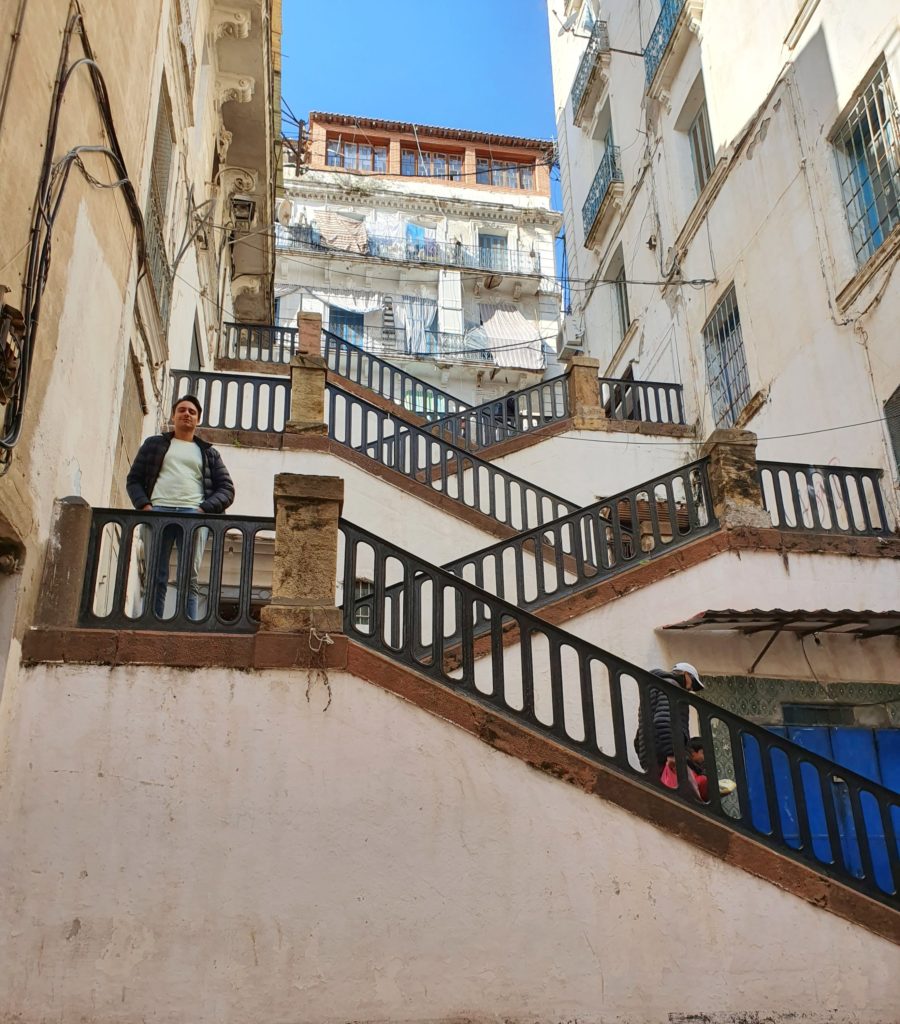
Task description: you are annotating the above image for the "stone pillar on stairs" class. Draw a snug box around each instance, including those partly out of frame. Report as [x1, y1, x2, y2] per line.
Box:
[700, 428, 772, 529]
[286, 311, 327, 435]
[567, 355, 605, 429]
[259, 473, 345, 634]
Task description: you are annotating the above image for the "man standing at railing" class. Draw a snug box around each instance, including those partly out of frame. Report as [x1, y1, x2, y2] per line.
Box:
[126, 394, 234, 619]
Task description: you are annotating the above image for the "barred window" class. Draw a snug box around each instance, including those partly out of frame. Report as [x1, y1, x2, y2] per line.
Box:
[886, 384, 900, 474]
[703, 286, 751, 427]
[832, 61, 900, 265]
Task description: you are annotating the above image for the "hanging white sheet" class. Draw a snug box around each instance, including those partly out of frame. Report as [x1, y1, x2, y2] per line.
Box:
[478, 303, 545, 370]
[315, 210, 368, 253]
[396, 295, 438, 354]
[306, 288, 383, 314]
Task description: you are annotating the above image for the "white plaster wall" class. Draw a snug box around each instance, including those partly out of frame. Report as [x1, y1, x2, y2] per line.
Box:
[0, 661, 898, 1023]
[491, 429, 699, 505]
[221, 443, 500, 564]
[478, 546, 900, 690]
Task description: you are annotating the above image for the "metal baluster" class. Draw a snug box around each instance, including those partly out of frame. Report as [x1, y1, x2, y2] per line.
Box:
[607, 667, 631, 770]
[817, 766, 848, 874]
[846, 783, 877, 883]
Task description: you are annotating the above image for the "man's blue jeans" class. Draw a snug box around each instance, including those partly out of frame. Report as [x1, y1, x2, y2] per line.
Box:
[150, 507, 209, 620]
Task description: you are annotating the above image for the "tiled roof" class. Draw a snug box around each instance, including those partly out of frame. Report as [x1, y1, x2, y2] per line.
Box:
[308, 111, 555, 154]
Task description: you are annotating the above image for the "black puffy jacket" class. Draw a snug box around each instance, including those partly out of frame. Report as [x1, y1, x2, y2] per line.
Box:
[126, 432, 235, 514]
[633, 670, 691, 771]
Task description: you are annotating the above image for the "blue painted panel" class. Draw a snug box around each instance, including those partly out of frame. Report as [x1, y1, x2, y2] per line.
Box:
[786, 727, 835, 866]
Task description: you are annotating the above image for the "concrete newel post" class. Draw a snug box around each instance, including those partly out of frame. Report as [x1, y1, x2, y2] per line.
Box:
[259, 473, 345, 634]
[34, 496, 93, 628]
[287, 311, 327, 435]
[567, 355, 605, 428]
[699, 428, 771, 528]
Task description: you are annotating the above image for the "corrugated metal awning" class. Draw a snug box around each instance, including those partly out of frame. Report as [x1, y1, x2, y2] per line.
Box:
[663, 608, 900, 640]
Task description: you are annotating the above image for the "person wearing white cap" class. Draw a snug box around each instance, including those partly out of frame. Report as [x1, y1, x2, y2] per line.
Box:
[673, 661, 704, 691]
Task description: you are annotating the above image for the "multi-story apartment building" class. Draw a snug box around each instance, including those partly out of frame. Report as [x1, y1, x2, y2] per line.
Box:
[0, 0, 277, 689]
[548, 0, 900, 490]
[267, 111, 562, 407]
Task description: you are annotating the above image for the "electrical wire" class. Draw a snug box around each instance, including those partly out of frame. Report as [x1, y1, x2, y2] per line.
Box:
[0, 0, 148, 472]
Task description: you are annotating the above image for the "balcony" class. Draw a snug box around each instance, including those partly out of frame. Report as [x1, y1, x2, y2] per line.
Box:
[581, 146, 623, 249]
[570, 19, 611, 128]
[275, 225, 543, 277]
[644, 0, 704, 99]
[327, 325, 520, 366]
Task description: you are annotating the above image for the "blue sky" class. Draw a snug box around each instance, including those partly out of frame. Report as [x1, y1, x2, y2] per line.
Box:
[280, 0, 556, 141]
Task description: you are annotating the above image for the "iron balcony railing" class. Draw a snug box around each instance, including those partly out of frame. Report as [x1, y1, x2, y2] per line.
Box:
[757, 462, 893, 537]
[327, 383, 578, 531]
[79, 508, 274, 632]
[327, 324, 496, 364]
[570, 18, 611, 122]
[426, 376, 571, 453]
[219, 322, 299, 365]
[275, 224, 543, 276]
[440, 459, 715, 621]
[644, 0, 685, 87]
[322, 331, 469, 421]
[582, 146, 623, 240]
[598, 376, 686, 425]
[170, 369, 290, 433]
[144, 191, 172, 328]
[340, 518, 900, 907]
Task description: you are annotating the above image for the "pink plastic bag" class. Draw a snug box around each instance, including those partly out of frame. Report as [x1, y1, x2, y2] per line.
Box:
[660, 762, 678, 789]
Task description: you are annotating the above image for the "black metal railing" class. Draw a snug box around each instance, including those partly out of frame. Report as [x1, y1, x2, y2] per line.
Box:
[582, 145, 623, 240]
[571, 18, 611, 123]
[340, 518, 900, 906]
[170, 369, 290, 433]
[327, 384, 578, 531]
[599, 376, 686, 425]
[219, 322, 299, 365]
[645, 0, 685, 86]
[322, 331, 469, 422]
[426, 376, 571, 453]
[79, 508, 274, 632]
[276, 224, 543, 276]
[757, 462, 892, 537]
[327, 324, 496, 364]
[439, 459, 715, 619]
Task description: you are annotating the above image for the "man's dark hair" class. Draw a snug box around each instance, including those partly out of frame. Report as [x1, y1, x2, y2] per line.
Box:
[689, 737, 704, 753]
[172, 393, 203, 416]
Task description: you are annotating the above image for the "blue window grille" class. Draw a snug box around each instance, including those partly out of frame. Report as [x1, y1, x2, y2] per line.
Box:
[703, 286, 751, 427]
[833, 61, 900, 266]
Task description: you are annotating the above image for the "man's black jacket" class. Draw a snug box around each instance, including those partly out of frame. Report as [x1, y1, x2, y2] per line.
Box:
[126, 432, 235, 514]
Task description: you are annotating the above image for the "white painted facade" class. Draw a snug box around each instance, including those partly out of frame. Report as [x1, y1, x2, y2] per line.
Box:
[547, 0, 900, 514]
[274, 114, 564, 407]
[2, 661, 898, 1023]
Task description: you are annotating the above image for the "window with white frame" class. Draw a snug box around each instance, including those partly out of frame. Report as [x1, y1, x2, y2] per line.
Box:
[352, 579, 374, 630]
[832, 61, 900, 266]
[703, 286, 751, 427]
[688, 101, 714, 194]
[401, 148, 463, 180]
[326, 136, 389, 173]
[604, 246, 631, 342]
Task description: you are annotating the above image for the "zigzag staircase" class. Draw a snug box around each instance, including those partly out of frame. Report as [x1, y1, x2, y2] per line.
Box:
[338, 518, 900, 924]
[144, 330, 900, 931]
